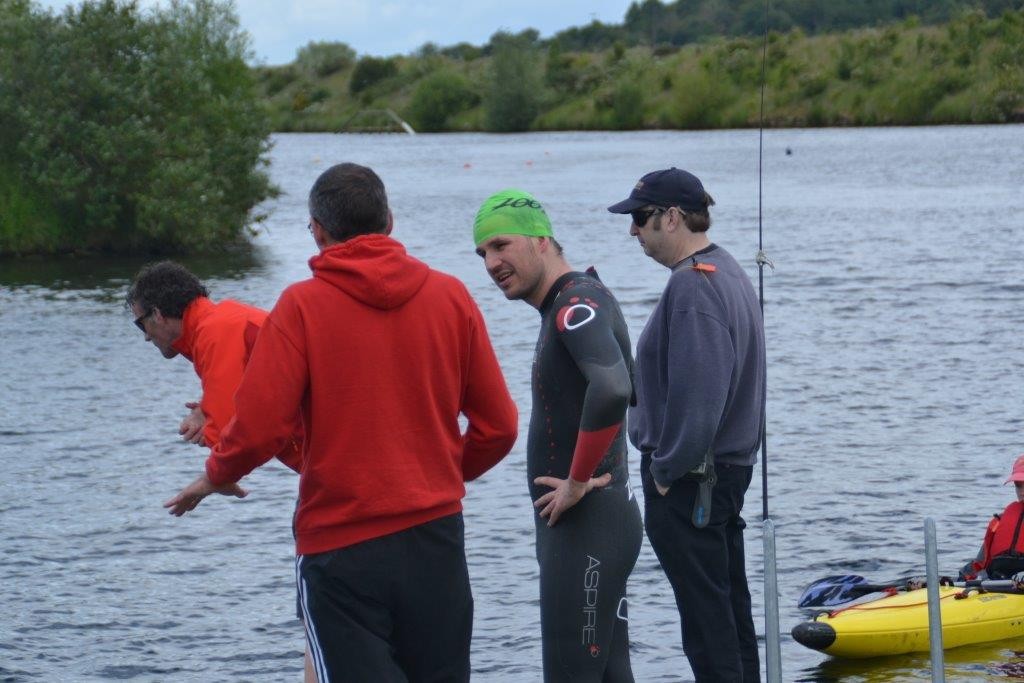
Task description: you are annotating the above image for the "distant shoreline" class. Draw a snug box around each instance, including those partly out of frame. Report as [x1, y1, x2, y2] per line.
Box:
[266, 119, 1024, 135]
[258, 11, 1024, 134]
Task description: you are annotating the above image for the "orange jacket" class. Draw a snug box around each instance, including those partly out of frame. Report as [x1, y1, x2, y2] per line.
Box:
[172, 297, 302, 472]
[982, 502, 1024, 567]
[206, 235, 517, 555]
[962, 502, 1024, 580]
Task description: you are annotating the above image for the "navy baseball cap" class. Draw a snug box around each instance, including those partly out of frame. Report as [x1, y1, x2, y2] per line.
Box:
[607, 167, 708, 213]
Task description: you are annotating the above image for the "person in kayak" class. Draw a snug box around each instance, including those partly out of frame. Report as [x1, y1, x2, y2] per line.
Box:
[473, 189, 643, 682]
[608, 168, 765, 682]
[960, 454, 1024, 581]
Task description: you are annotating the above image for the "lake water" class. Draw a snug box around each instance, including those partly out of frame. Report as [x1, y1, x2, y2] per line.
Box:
[2, 125, 1023, 682]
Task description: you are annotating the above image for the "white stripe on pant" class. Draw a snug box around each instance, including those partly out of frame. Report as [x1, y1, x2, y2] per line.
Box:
[297, 555, 330, 683]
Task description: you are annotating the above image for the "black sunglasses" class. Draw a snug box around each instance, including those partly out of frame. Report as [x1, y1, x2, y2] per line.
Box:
[630, 207, 665, 227]
[134, 308, 154, 332]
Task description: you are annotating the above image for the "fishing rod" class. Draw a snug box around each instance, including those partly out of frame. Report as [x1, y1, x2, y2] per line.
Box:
[757, 0, 774, 524]
[757, 2, 782, 681]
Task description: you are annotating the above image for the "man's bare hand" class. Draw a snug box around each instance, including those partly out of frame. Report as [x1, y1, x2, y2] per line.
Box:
[178, 401, 207, 446]
[533, 472, 613, 527]
[163, 475, 247, 516]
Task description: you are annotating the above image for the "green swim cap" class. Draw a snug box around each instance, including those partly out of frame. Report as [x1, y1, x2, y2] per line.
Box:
[473, 189, 553, 246]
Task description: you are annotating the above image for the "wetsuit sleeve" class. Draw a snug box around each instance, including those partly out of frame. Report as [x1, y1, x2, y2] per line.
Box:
[460, 301, 518, 481]
[649, 301, 733, 488]
[191, 330, 246, 449]
[555, 288, 632, 482]
[205, 295, 309, 486]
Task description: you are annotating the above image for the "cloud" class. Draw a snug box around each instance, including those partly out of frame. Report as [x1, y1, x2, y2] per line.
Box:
[33, 0, 633, 64]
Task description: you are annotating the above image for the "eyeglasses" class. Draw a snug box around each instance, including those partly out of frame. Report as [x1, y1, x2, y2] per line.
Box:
[133, 308, 154, 332]
[630, 207, 665, 227]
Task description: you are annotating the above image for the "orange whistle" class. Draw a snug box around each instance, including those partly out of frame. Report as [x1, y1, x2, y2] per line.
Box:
[692, 262, 717, 273]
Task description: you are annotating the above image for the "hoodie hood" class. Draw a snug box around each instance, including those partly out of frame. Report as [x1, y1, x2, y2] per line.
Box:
[309, 234, 429, 310]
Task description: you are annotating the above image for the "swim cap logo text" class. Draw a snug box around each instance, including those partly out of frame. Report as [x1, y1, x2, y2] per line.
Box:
[491, 197, 543, 211]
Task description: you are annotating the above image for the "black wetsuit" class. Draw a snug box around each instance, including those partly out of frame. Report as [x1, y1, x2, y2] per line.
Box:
[530, 270, 644, 683]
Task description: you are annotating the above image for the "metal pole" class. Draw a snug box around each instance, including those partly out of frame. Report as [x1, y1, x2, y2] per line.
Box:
[924, 517, 945, 682]
[763, 519, 782, 683]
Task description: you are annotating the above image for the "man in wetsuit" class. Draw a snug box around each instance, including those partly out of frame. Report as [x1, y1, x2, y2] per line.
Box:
[608, 168, 765, 682]
[166, 163, 518, 683]
[474, 189, 643, 682]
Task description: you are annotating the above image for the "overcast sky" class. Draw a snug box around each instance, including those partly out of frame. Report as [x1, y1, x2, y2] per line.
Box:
[35, 0, 637, 65]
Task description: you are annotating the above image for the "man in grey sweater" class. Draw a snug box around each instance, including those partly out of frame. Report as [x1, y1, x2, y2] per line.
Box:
[608, 167, 765, 682]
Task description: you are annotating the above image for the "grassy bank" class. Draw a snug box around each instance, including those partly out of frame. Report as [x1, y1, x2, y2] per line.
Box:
[259, 10, 1024, 133]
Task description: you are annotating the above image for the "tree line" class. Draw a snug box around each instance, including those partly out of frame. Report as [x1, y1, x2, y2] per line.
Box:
[555, 0, 1023, 51]
[1, 0, 1021, 256]
[262, 7, 1024, 134]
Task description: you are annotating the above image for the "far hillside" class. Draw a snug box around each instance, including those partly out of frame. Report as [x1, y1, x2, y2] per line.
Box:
[256, 6, 1024, 132]
[555, 0, 1022, 50]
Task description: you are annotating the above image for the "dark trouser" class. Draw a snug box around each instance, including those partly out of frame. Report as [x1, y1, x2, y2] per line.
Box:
[535, 482, 643, 683]
[296, 513, 472, 683]
[642, 455, 760, 683]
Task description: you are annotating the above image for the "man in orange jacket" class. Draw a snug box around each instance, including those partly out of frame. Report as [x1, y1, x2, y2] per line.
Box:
[127, 261, 303, 471]
[165, 162, 518, 682]
[127, 261, 312, 679]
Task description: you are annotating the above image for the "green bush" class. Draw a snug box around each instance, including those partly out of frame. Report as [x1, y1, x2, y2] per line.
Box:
[258, 64, 299, 96]
[609, 80, 645, 129]
[441, 42, 483, 61]
[0, 163, 62, 255]
[836, 40, 855, 80]
[0, 0, 274, 255]
[349, 56, 399, 94]
[671, 69, 733, 128]
[296, 40, 355, 77]
[545, 43, 576, 90]
[408, 71, 479, 131]
[484, 32, 543, 131]
[887, 72, 960, 122]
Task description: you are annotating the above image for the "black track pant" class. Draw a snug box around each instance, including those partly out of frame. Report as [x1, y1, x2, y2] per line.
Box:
[296, 513, 472, 683]
[535, 482, 643, 682]
[642, 456, 760, 683]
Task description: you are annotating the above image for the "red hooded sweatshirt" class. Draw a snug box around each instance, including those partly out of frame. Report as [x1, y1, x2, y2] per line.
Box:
[206, 234, 518, 555]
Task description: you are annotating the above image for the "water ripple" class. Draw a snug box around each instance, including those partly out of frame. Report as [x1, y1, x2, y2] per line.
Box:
[1, 126, 1022, 681]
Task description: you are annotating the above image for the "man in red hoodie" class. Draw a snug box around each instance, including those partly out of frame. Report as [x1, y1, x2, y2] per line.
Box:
[165, 162, 519, 682]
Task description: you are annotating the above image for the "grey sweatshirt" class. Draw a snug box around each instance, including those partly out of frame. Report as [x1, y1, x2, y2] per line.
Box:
[629, 243, 766, 487]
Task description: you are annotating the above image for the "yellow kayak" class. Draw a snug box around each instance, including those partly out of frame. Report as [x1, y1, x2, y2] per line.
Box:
[792, 586, 1024, 658]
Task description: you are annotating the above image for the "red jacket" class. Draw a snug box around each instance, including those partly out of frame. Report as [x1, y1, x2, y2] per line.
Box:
[961, 501, 1024, 580]
[981, 501, 1024, 569]
[171, 297, 302, 472]
[206, 234, 518, 555]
